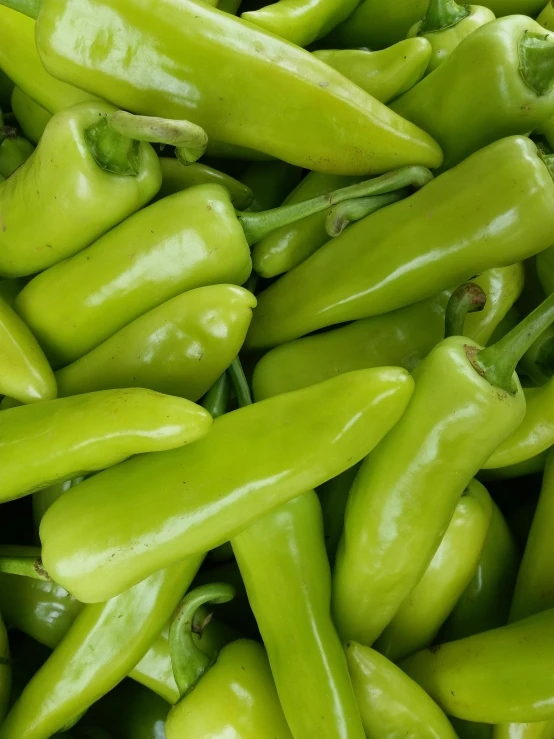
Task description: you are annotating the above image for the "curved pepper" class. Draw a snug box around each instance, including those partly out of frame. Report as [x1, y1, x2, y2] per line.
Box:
[252, 265, 524, 398]
[346, 641, 458, 739]
[331, 287, 554, 646]
[16, 172, 424, 367]
[313, 40, 432, 103]
[0, 102, 162, 277]
[374, 479, 493, 662]
[54, 285, 256, 402]
[392, 17, 554, 172]
[0, 132, 33, 178]
[6, 0, 444, 174]
[0, 293, 56, 403]
[40, 367, 414, 603]
[400, 607, 554, 723]
[0, 558, 203, 739]
[158, 157, 253, 209]
[538, 1, 554, 31]
[10, 87, 51, 144]
[247, 137, 554, 350]
[233, 491, 365, 739]
[440, 501, 519, 640]
[408, 0, 495, 74]
[0, 388, 212, 501]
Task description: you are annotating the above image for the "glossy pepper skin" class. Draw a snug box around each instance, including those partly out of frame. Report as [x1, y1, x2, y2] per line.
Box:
[392, 17, 554, 172]
[158, 157, 252, 209]
[166, 639, 293, 738]
[407, 3, 495, 75]
[40, 368, 414, 603]
[233, 492, 365, 739]
[440, 501, 519, 640]
[247, 137, 550, 349]
[0, 388, 212, 501]
[16, 184, 252, 367]
[345, 642, 458, 739]
[0, 102, 160, 278]
[313, 40, 432, 103]
[253, 265, 524, 399]
[332, 336, 525, 646]
[374, 480, 493, 662]
[0, 293, 56, 403]
[55, 285, 256, 402]
[401, 608, 554, 723]
[30, 0, 443, 174]
[0, 558, 202, 739]
[10, 87, 51, 144]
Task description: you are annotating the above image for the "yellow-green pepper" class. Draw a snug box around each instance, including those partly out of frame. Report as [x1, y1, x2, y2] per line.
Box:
[538, 1, 554, 31]
[10, 87, 51, 144]
[158, 157, 253, 209]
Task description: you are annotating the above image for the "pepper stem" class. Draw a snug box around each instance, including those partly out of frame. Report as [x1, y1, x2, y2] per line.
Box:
[0, 0, 40, 18]
[472, 291, 554, 393]
[202, 373, 230, 419]
[444, 283, 487, 338]
[169, 583, 235, 698]
[85, 118, 141, 176]
[238, 166, 434, 246]
[228, 358, 253, 407]
[419, 0, 469, 34]
[110, 111, 208, 165]
[519, 32, 554, 96]
[325, 190, 407, 238]
[0, 555, 50, 581]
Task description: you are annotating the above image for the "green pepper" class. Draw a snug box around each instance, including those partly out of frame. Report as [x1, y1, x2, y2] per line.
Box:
[538, 1, 554, 31]
[400, 607, 554, 723]
[313, 40, 432, 103]
[0, 133, 33, 178]
[16, 171, 427, 367]
[374, 480, 493, 662]
[345, 641, 458, 739]
[0, 292, 56, 404]
[10, 87, 51, 144]
[317, 465, 360, 563]
[407, 0, 495, 74]
[165, 584, 293, 738]
[331, 286, 554, 647]
[239, 160, 302, 213]
[0, 70, 14, 110]
[392, 17, 554, 172]
[233, 491, 365, 739]
[0, 557, 203, 739]
[518, 325, 554, 385]
[158, 157, 253, 209]
[3, 0, 443, 174]
[0, 278, 25, 305]
[54, 285, 256, 402]
[440, 501, 520, 640]
[40, 367, 414, 603]
[0, 388, 212, 501]
[247, 137, 554, 350]
[493, 723, 554, 739]
[252, 265, 524, 398]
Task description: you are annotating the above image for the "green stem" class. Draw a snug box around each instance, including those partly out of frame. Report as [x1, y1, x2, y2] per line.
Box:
[85, 118, 141, 177]
[325, 190, 407, 238]
[0, 556, 50, 581]
[169, 583, 235, 698]
[419, 0, 469, 34]
[202, 373, 230, 419]
[444, 282, 487, 339]
[519, 32, 554, 96]
[472, 291, 554, 394]
[237, 166, 433, 246]
[110, 111, 208, 165]
[228, 358, 253, 407]
[0, 0, 40, 19]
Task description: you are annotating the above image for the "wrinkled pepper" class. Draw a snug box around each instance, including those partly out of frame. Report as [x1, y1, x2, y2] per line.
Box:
[0, 388, 212, 501]
[3, 0, 443, 174]
[16, 171, 426, 367]
[54, 285, 256, 402]
[408, 0, 495, 74]
[10, 87, 50, 144]
[346, 641, 458, 739]
[158, 157, 253, 209]
[246, 137, 554, 349]
[165, 584, 293, 738]
[252, 264, 524, 399]
[313, 39, 432, 103]
[392, 17, 554, 172]
[233, 491, 365, 739]
[374, 480, 492, 662]
[40, 368, 414, 603]
[332, 287, 554, 647]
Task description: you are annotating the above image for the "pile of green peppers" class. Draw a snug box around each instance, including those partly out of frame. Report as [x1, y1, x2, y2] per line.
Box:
[3, 0, 554, 736]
